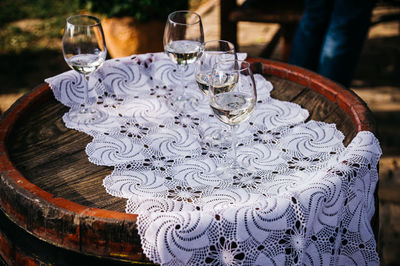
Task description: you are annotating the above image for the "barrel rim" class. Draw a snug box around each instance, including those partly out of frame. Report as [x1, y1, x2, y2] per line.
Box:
[247, 58, 376, 133]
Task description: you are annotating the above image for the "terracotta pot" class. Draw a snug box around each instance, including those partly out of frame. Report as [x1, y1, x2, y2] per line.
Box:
[102, 17, 165, 58]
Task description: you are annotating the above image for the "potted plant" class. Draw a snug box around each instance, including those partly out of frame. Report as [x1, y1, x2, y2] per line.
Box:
[81, 0, 189, 58]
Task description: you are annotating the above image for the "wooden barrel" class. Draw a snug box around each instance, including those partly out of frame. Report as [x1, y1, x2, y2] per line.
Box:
[0, 58, 377, 265]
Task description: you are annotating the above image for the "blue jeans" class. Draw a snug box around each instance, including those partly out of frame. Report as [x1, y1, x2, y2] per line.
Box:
[289, 0, 377, 87]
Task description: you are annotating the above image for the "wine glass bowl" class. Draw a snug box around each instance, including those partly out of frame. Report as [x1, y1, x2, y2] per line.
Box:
[209, 60, 257, 178]
[62, 14, 107, 121]
[195, 40, 236, 95]
[163, 10, 204, 103]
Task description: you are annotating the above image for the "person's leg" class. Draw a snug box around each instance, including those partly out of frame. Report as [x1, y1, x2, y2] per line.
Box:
[289, 0, 333, 71]
[317, 0, 377, 87]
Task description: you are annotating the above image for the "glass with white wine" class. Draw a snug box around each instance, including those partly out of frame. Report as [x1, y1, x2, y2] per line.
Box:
[209, 60, 257, 178]
[164, 10, 204, 104]
[195, 40, 236, 95]
[62, 14, 107, 122]
[195, 40, 237, 146]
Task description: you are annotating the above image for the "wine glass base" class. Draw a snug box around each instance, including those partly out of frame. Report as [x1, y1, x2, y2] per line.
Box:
[68, 106, 107, 124]
[201, 137, 231, 157]
[215, 164, 254, 181]
[203, 129, 232, 146]
[78, 106, 96, 114]
[168, 94, 199, 111]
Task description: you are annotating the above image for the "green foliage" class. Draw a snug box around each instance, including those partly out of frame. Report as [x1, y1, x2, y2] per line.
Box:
[0, 18, 64, 53]
[0, 0, 80, 53]
[0, 0, 80, 25]
[0, 26, 34, 52]
[82, 0, 189, 22]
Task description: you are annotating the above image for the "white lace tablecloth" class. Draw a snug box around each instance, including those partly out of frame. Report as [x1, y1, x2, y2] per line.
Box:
[46, 52, 382, 265]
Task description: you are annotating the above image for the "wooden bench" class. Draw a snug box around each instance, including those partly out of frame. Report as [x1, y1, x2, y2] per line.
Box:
[220, 0, 304, 61]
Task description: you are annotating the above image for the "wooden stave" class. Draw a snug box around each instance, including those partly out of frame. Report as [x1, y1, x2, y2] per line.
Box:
[0, 59, 377, 263]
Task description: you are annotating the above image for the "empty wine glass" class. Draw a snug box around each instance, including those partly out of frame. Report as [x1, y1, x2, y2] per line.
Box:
[209, 60, 257, 178]
[195, 40, 236, 147]
[163, 10, 204, 105]
[62, 14, 107, 122]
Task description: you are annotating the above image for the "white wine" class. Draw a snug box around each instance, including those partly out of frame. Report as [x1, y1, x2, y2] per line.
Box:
[210, 92, 255, 125]
[67, 53, 105, 75]
[165, 40, 203, 66]
[195, 72, 210, 94]
[211, 73, 238, 94]
[196, 72, 238, 95]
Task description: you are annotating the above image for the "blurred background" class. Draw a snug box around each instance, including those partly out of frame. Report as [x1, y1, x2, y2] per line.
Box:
[0, 0, 399, 264]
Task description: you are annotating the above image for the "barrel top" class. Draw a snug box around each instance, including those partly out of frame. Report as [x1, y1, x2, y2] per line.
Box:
[0, 58, 375, 261]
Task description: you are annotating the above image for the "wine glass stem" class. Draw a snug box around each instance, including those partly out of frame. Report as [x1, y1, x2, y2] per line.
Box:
[230, 124, 239, 169]
[83, 74, 90, 107]
[178, 64, 187, 100]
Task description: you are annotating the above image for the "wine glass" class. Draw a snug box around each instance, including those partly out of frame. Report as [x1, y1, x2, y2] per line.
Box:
[195, 40, 236, 147]
[195, 40, 236, 95]
[62, 14, 107, 122]
[209, 59, 257, 178]
[163, 10, 204, 105]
